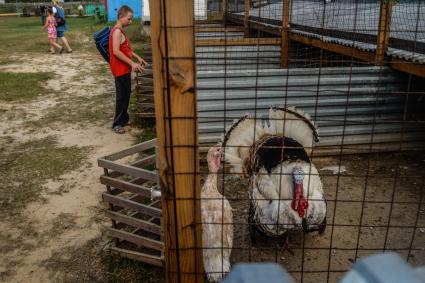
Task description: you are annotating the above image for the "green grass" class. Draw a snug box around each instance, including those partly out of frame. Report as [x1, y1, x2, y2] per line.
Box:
[101, 252, 164, 283]
[0, 58, 13, 65]
[0, 72, 53, 101]
[26, 92, 114, 128]
[0, 136, 90, 217]
[0, 16, 147, 55]
[133, 127, 156, 145]
[38, 237, 165, 283]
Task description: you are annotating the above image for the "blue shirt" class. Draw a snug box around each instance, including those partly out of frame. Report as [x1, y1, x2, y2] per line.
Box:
[54, 6, 68, 32]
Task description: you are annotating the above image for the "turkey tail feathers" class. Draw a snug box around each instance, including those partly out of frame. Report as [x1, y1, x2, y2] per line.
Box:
[221, 107, 319, 176]
[221, 115, 265, 176]
[268, 106, 319, 156]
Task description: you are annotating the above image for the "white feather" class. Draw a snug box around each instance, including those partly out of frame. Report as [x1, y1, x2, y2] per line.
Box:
[268, 106, 318, 156]
[252, 161, 326, 235]
[222, 106, 325, 237]
[202, 174, 233, 282]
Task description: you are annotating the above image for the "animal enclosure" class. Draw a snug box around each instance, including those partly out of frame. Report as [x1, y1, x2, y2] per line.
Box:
[127, 0, 425, 282]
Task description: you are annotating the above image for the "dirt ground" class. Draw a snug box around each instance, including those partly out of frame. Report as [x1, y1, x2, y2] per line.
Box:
[0, 52, 146, 282]
[216, 151, 425, 283]
[97, 150, 424, 283]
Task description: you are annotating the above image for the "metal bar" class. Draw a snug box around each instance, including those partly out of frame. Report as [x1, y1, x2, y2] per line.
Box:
[106, 210, 163, 235]
[108, 228, 163, 250]
[102, 193, 162, 218]
[110, 246, 164, 267]
[98, 158, 157, 181]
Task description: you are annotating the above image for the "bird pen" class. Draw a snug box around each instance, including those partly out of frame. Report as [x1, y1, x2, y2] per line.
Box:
[145, 0, 425, 282]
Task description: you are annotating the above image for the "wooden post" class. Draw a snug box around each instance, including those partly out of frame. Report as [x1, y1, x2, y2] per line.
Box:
[376, 0, 394, 65]
[149, 0, 203, 282]
[280, 0, 291, 68]
[223, 0, 228, 25]
[244, 0, 249, 37]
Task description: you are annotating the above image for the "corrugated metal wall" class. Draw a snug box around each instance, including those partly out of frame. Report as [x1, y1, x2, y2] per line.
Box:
[195, 38, 423, 150]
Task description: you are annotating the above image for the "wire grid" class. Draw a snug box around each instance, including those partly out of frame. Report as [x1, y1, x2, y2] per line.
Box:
[389, 1, 425, 56]
[163, 0, 425, 282]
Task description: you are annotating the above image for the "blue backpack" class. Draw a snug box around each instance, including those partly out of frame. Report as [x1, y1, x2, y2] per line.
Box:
[93, 27, 111, 63]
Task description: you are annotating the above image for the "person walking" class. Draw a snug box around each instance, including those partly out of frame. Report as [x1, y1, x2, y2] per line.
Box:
[52, 0, 72, 53]
[39, 5, 47, 26]
[109, 5, 146, 134]
[42, 7, 64, 54]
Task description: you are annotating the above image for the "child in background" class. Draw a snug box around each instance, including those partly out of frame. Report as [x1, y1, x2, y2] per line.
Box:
[42, 7, 63, 54]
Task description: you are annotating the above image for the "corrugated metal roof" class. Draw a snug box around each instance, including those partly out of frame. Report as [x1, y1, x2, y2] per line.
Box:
[238, 0, 425, 43]
[232, 0, 425, 62]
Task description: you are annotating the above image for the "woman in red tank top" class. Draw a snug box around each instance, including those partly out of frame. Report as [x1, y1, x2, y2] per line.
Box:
[109, 5, 146, 134]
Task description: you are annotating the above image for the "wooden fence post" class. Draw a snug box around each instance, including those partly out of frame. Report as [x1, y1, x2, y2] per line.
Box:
[280, 0, 291, 68]
[244, 0, 249, 37]
[150, 0, 203, 282]
[223, 0, 228, 25]
[376, 0, 394, 65]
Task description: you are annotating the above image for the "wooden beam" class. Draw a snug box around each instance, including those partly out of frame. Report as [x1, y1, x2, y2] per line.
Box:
[376, 0, 394, 65]
[150, 0, 203, 282]
[102, 139, 156, 161]
[281, 0, 291, 68]
[227, 14, 281, 35]
[244, 0, 250, 37]
[196, 37, 281, 46]
[106, 155, 156, 178]
[108, 228, 163, 250]
[98, 158, 157, 181]
[106, 210, 162, 235]
[195, 27, 244, 32]
[110, 247, 163, 267]
[223, 0, 228, 25]
[100, 175, 152, 198]
[289, 32, 375, 62]
[390, 59, 425, 79]
[102, 193, 162, 218]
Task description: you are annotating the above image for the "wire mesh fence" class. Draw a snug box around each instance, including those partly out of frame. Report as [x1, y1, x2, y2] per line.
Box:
[147, 0, 425, 282]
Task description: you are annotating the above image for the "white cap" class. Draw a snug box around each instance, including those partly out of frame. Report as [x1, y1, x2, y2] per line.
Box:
[52, 6, 57, 14]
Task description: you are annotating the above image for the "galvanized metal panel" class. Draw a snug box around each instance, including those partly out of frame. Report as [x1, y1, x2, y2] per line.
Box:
[195, 65, 423, 148]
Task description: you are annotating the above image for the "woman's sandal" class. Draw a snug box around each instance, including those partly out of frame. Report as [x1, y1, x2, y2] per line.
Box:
[112, 126, 125, 134]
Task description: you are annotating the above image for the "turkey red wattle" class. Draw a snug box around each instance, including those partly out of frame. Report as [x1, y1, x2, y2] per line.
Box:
[291, 167, 308, 218]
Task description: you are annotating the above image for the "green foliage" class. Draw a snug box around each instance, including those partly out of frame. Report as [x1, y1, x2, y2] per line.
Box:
[134, 127, 156, 145]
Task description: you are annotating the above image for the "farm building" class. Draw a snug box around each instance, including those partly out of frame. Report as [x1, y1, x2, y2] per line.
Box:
[100, 0, 425, 282]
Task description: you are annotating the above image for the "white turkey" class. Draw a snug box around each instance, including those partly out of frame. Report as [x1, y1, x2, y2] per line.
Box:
[221, 106, 326, 248]
[202, 146, 234, 282]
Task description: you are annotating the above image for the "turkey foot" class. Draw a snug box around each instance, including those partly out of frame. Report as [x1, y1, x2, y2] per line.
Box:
[279, 234, 294, 256]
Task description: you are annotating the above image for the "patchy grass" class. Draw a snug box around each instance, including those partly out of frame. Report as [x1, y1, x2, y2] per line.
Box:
[0, 58, 13, 65]
[40, 237, 164, 283]
[0, 17, 97, 54]
[0, 17, 147, 55]
[0, 72, 53, 101]
[0, 136, 90, 217]
[133, 127, 156, 145]
[26, 92, 114, 128]
[101, 252, 164, 283]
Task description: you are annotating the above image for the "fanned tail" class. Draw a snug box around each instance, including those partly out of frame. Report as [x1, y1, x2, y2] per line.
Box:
[221, 106, 319, 176]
